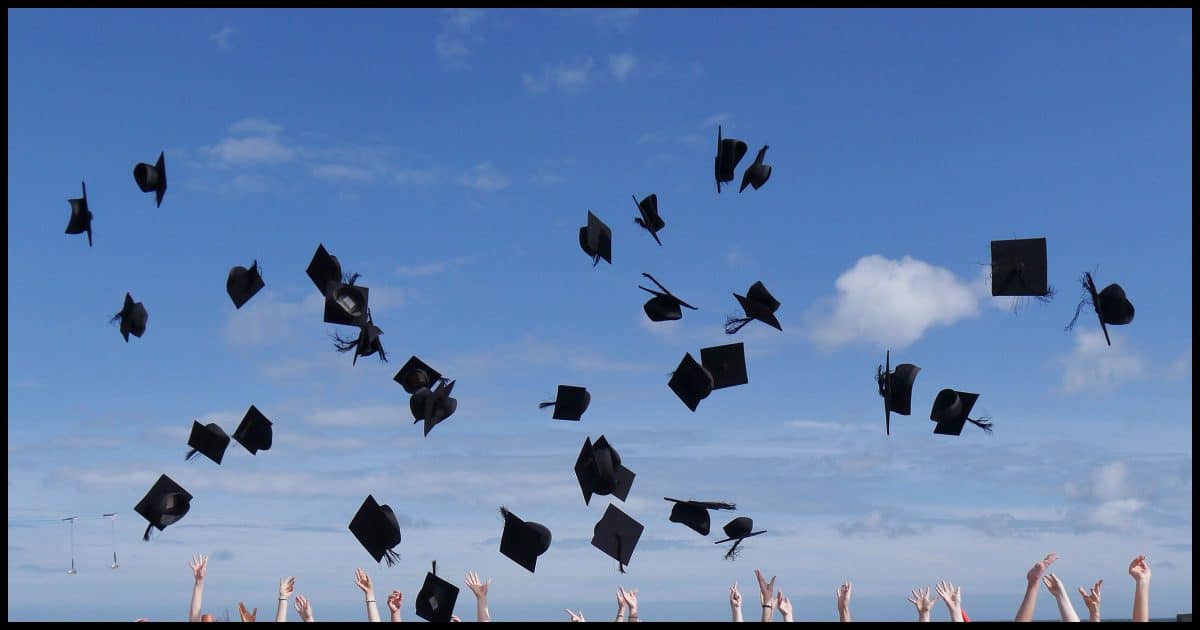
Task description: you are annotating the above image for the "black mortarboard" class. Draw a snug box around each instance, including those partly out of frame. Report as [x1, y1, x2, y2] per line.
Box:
[305, 244, 343, 295]
[639, 273, 698, 322]
[132, 152, 167, 208]
[65, 181, 93, 247]
[739, 145, 772, 193]
[498, 506, 553, 573]
[714, 125, 748, 194]
[1068, 272, 1134, 347]
[591, 504, 644, 573]
[411, 380, 458, 436]
[111, 292, 148, 342]
[134, 474, 191, 541]
[540, 385, 590, 421]
[726, 281, 782, 334]
[332, 310, 387, 366]
[574, 436, 635, 506]
[347, 494, 402, 566]
[579, 210, 612, 266]
[930, 389, 992, 436]
[632, 194, 665, 246]
[668, 353, 714, 412]
[714, 516, 766, 560]
[395, 356, 444, 394]
[186, 421, 231, 464]
[877, 350, 920, 436]
[990, 238, 1050, 297]
[415, 563, 459, 623]
[233, 405, 273, 454]
[324, 282, 370, 326]
[664, 498, 736, 536]
[700, 342, 747, 390]
[226, 260, 265, 309]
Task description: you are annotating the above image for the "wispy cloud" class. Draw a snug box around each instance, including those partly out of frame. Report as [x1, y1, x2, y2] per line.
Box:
[727, 248, 748, 268]
[229, 118, 281, 136]
[206, 121, 296, 168]
[395, 167, 441, 186]
[1063, 462, 1147, 533]
[456, 162, 509, 192]
[581, 8, 640, 32]
[435, 9, 485, 68]
[608, 52, 637, 81]
[231, 174, 268, 192]
[1058, 330, 1146, 393]
[836, 509, 930, 538]
[1166, 346, 1191, 380]
[806, 255, 981, 349]
[395, 257, 467, 278]
[785, 419, 874, 434]
[522, 58, 596, 94]
[222, 291, 322, 348]
[211, 26, 236, 50]
[310, 163, 375, 182]
[305, 405, 408, 428]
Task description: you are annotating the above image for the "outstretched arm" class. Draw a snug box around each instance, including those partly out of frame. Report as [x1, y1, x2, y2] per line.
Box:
[1015, 553, 1058, 622]
[355, 568, 381, 622]
[935, 580, 963, 622]
[1077, 580, 1102, 622]
[836, 581, 852, 622]
[387, 590, 404, 622]
[275, 576, 295, 623]
[188, 554, 208, 622]
[908, 587, 937, 622]
[619, 586, 640, 623]
[777, 592, 793, 623]
[295, 595, 315, 622]
[1129, 555, 1151, 622]
[755, 569, 777, 623]
[1042, 573, 1080, 622]
[614, 588, 628, 622]
[465, 571, 492, 622]
[730, 582, 743, 622]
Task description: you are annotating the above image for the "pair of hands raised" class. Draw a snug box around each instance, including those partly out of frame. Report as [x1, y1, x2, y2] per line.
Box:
[744, 571, 794, 617]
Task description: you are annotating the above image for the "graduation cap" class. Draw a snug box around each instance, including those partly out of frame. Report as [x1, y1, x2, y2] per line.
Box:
[714, 125, 748, 193]
[668, 353, 714, 412]
[132, 152, 167, 208]
[700, 342, 748, 390]
[990, 238, 1051, 298]
[65, 181, 93, 247]
[185, 421, 231, 464]
[394, 356, 444, 394]
[739, 145, 772, 193]
[539, 385, 590, 421]
[579, 210, 612, 266]
[877, 350, 920, 436]
[233, 405, 273, 454]
[347, 494, 402, 566]
[1067, 272, 1134, 347]
[134, 474, 191, 541]
[324, 282, 369, 327]
[930, 389, 993, 436]
[664, 498, 736, 536]
[632, 194, 665, 246]
[574, 436, 635, 506]
[639, 273, 698, 322]
[226, 260, 265, 309]
[498, 506, 552, 573]
[111, 292, 148, 342]
[591, 504, 644, 573]
[305, 244, 344, 295]
[332, 309, 387, 365]
[415, 562, 459, 623]
[725, 281, 782, 334]
[714, 516, 766, 560]
[411, 379, 458, 436]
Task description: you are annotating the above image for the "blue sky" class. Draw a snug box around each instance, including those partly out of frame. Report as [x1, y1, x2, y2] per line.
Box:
[7, 8, 1192, 622]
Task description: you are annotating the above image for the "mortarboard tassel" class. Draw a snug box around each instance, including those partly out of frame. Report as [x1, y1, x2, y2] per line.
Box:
[723, 538, 743, 561]
[967, 416, 994, 434]
[331, 331, 361, 353]
[184, 448, 200, 461]
[538, 402, 556, 409]
[1065, 273, 1097, 332]
[724, 316, 753, 335]
[383, 548, 400, 567]
[142, 523, 154, 542]
[87, 228, 93, 248]
[616, 534, 626, 574]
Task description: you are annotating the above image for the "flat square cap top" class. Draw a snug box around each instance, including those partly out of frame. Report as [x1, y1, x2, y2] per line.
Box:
[990, 238, 1049, 297]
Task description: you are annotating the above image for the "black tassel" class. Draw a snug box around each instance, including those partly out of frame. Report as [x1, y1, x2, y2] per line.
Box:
[432, 560, 437, 576]
[376, 344, 388, 363]
[383, 549, 400, 567]
[331, 332, 359, 353]
[538, 402, 555, 409]
[185, 449, 199, 461]
[723, 539, 743, 561]
[344, 272, 361, 286]
[968, 416, 994, 434]
[1065, 274, 1095, 331]
[710, 502, 736, 511]
[142, 523, 153, 542]
[616, 534, 625, 573]
[87, 229, 93, 247]
[1034, 284, 1056, 304]
[725, 316, 752, 335]
[109, 312, 123, 325]
[591, 253, 600, 267]
[634, 217, 646, 229]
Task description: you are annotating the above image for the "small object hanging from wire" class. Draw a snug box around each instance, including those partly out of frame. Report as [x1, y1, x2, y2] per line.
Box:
[63, 516, 78, 575]
[104, 513, 120, 569]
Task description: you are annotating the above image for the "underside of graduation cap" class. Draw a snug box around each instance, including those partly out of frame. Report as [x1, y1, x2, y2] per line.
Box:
[990, 237, 1050, 297]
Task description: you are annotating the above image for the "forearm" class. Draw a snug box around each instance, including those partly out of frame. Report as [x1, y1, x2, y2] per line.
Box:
[1054, 594, 1080, 622]
[1086, 608, 1100, 623]
[731, 606, 743, 622]
[365, 592, 381, 622]
[761, 605, 774, 623]
[276, 598, 288, 623]
[615, 607, 626, 622]
[390, 610, 402, 622]
[628, 607, 640, 623]
[475, 596, 490, 622]
[782, 610, 794, 622]
[1132, 581, 1150, 622]
[1014, 583, 1038, 622]
[917, 611, 931, 622]
[189, 582, 204, 622]
[838, 607, 851, 622]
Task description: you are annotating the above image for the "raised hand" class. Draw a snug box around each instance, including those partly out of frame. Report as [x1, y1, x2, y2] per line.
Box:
[294, 595, 314, 622]
[1026, 553, 1058, 585]
[730, 582, 743, 607]
[466, 571, 492, 598]
[1128, 555, 1151, 583]
[1077, 580, 1102, 616]
[451, 614, 462, 622]
[238, 602, 257, 622]
[566, 608, 586, 622]
[836, 581, 852, 613]
[387, 590, 404, 614]
[279, 576, 296, 599]
[616, 587, 628, 618]
[354, 567, 375, 596]
[618, 586, 639, 613]
[777, 592, 793, 620]
[190, 554, 208, 583]
[755, 569, 778, 605]
[935, 580, 963, 621]
[908, 587, 937, 616]
[1042, 573, 1068, 597]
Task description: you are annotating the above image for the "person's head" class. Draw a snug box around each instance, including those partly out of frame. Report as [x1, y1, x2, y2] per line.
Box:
[200, 613, 216, 622]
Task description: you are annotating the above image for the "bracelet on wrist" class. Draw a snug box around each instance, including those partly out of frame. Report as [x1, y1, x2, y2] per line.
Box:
[366, 600, 376, 603]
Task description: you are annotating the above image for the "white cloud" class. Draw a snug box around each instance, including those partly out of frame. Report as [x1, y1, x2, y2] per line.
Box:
[531, 169, 566, 185]
[305, 405, 407, 427]
[807, 255, 981, 349]
[211, 26, 236, 50]
[310, 163, 374, 182]
[223, 291, 322, 348]
[395, 167, 440, 186]
[522, 59, 595, 94]
[1063, 461, 1147, 533]
[231, 174, 268, 192]
[1166, 346, 1191, 380]
[701, 113, 731, 128]
[1059, 329, 1146, 393]
[785, 419, 874, 434]
[396, 258, 466, 278]
[726, 248, 748, 268]
[608, 53, 637, 81]
[229, 118, 282, 136]
[456, 162, 509, 192]
[836, 509, 929, 538]
[435, 9, 485, 67]
[206, 136, 296, 166]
